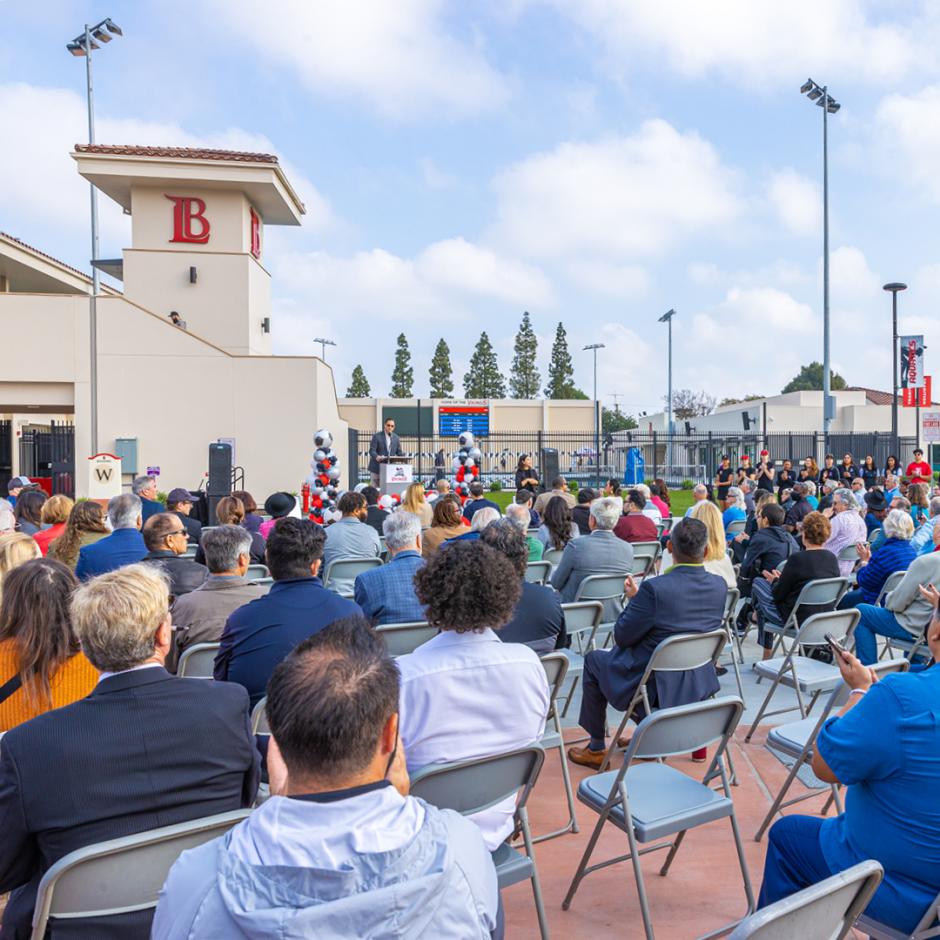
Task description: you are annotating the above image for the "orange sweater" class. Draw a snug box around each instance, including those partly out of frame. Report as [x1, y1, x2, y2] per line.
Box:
[0, 640, 98, 731]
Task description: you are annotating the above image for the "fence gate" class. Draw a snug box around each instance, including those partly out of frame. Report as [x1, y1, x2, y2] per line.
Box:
[18, 421, 75, 498]
[0, 420, 10, 498]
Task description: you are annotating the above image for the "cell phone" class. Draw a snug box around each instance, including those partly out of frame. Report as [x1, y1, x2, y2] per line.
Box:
[824, 632, 849, 659]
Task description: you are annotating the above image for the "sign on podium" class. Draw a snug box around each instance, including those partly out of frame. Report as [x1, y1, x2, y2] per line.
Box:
[380, 457, 413, 497]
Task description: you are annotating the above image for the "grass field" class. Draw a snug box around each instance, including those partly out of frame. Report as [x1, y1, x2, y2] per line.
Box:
[488, 486, 696, 517]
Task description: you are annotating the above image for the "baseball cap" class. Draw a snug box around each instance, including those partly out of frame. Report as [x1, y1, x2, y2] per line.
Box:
[759, 450, 769, 457]
[167, 488, 194, 505]
[7, 475, 31, 493]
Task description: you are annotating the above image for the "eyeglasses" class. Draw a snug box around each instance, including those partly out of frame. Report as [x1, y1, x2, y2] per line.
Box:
[165, 529, 187, 537]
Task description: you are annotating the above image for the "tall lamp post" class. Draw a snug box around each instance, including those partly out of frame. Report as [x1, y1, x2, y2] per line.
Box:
[658, 309, 676, 478]
[313, 337, 336, 362]
[883, 282, 907, 454]
[800, 78, 840, 447]
[583, 343, 605, 488]
[67, 19, 122, 456]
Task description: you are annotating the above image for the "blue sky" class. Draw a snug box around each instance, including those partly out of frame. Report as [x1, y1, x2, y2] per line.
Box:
[2, 1, 939, 414]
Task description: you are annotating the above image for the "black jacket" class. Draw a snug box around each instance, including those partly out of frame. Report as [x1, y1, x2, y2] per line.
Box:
[0, 667, 259, 940]
[571, 504, 592, 536]
[172, 510, 202, 545]
[365, 505, 389, 536]
[498, 580, 567, 654]
[142, 550, 208, 598]
[771, 548, 841, 623]
[740, 525, 799, 585]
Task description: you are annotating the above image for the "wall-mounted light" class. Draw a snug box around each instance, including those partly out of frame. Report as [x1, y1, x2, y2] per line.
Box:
[189, 266, 197, 284]
[261, 317, 271, 334]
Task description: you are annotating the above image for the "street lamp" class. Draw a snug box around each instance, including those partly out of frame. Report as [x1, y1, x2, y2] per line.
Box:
[800, 78, 841, 446]
[883, 282, 908, 453]
[313, 337, 336, 362]
[583, 343, 605, 488]
[658, 309, 676, 477]
[67, 18, 122, 455]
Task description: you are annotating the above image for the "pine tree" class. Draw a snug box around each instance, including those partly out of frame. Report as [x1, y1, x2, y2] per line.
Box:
[428, 338, 454, 399]
[509, 310, 540, 398]
[390, 333, 414, 398]
[346, 364, 372, 398]
[544, 322, 585, 399]
[463, 331, 507, 398]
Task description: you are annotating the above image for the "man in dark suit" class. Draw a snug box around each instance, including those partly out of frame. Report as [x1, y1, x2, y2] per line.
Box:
[462, 481, 500, 523]
[141, 512, 208, 598]
[75, 492, 147, 581]
[214, 517, 361, 706]
[0, 563, 259, 939]
[368, 418, 403, 487]
[567, 517, 726, 768]
[166, 487, 202, 543]
[133, 474, 165, 522]
[361, 485, 389, 535]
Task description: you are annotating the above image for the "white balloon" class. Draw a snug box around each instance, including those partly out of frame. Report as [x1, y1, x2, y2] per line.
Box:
[464, 457, 475, 468]
[458, 431, 474, 448]
[314, 429, 333, 449]
[326, 467, 341, 481]
[314, 448, 327, 462]
[469, 447, 482, 461]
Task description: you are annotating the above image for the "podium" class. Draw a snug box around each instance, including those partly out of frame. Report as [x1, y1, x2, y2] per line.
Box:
[379, 457, 414, 497]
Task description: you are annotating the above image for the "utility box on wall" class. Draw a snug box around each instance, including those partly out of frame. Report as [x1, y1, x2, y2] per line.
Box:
[113, 437, 139, 475]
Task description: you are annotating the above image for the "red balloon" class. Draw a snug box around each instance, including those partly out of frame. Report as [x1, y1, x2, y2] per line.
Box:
[318, 473, 329, 486]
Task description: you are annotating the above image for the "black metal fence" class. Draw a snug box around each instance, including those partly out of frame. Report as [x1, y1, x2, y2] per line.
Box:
[0, 420, 10, 497]
[351, 428, 918, 488]
[18, 421, 75, 497]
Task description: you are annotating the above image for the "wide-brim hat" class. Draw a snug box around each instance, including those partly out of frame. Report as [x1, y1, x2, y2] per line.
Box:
[264, 491, 296, 518]
[864, 490, 888, 512]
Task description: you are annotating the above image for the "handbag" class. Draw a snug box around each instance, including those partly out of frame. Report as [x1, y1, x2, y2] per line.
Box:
[0, 673, 23, 705]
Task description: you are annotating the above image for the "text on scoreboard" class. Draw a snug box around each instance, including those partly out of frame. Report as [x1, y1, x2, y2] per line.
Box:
[438, 402, 490, 437]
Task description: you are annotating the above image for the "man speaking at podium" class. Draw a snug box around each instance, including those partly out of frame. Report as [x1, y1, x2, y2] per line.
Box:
[369, 418, 404, 487]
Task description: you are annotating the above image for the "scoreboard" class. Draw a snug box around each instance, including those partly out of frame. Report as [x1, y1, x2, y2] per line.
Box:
[438, 401, 489, 437]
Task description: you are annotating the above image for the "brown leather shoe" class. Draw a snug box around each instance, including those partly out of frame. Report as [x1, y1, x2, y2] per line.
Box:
[567, 745, 607, 769]
[616, 735, 632, 749]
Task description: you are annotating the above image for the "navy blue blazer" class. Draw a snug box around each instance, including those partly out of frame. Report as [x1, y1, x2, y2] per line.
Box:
[140, 497, 164, 522]
[353, 550, 426, 625]
[0, 667, 258, 940]
[214, 577, 362, 706]
[75, 527, 147, 581]
[600, 564, 726, 713]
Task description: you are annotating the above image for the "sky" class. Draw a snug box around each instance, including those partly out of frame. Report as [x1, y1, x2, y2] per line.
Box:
[2, 0, 940, 416]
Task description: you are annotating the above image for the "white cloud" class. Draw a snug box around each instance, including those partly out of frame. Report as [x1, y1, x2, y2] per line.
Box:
[208, 0, 509, 120]
[767, 169, 821, 236]
[565, 260, 649, 298]
[830, 246, 879, 298]
[874, 84, 940, 203]
[419, 157, 457, 190]
[489, 119, 743, 261]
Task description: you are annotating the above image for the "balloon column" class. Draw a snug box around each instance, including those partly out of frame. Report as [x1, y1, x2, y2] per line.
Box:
[452, 431, 483, 498]
[306, 429, 341, 523]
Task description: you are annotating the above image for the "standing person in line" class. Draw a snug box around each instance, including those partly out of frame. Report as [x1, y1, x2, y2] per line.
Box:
[906, 448, 932, 485]
[860, 455, 878, 490]
[819, 454, 839, 486]
[714, 455, 734, 503]
[798, 457, 818, 485]
[515, 454, 540, 494]
[884, 454, 900, 480]
[755, 450, 775, 493]
[776, 459, 798, 500]
[838, 453, 858, 486]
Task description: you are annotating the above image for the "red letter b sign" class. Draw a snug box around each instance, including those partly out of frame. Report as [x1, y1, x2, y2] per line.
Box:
[165, 195, 211, 244]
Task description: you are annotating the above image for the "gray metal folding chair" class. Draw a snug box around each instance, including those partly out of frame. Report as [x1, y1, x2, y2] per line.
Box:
[245, 563, 269, 580]
[525, 560, 553, 584]
[754, 659, 909, 841]
[761, 577, 849, 657]
[599, 630, 728, 773]
[631, 541, 661, 579]
[857, 886, 940, 939]
[373, 621, 437, 656]
[727, 519, 747, 536]
[875, 569, 907, 607]
[250, 695, 270, 736]
[563, 697, 754, 940]
[574, 573, 627, 646]
[655, 521, 666, 538]
[557, 600, 604, 717]
[410, 745, 549, 940]
[322, 557, 383, 596]
[881, 619, 930, 664]
[30, 810, 251, 939]
[543, 547, 564, 568]
[838, 543, 860, 566]
[181, 543, 198, 558]
[745, 609, 860, 743]
[176, 641, 221, 678]
[729, 859, 883, 940]
[200, 525, 219, 537]
[722, 587, 746, 700]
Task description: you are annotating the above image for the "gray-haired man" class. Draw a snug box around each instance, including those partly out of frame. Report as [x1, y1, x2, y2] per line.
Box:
[75, 492, 147, 580]
[132, 474, 164, 522]
[354, 512, 426, 625]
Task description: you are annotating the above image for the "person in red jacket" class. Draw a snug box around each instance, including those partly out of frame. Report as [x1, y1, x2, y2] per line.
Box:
[614, 489, 658, 543]
[906, 448, 932, 485]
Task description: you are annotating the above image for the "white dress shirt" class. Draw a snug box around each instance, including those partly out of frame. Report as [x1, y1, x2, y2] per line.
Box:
[397, 629, 550, 849]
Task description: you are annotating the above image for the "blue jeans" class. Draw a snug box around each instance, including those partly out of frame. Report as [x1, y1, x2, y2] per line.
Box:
[838, 587, 866, 610]
[853, 604, 918, 665]
[758, 816, 833, 910]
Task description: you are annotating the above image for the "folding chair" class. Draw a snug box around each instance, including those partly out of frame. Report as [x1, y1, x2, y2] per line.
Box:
[563, 697, 754, 940]
[322, 557, 383, 596]
[744, 609, 860, 743]
[30, 810, 251, 939]
[721, 587, 746, 700]
[754, 659, 909, 841]
[729, 859, 883, 940]
[574, 574, 627, 647]
[245, 563, 269, 580]
[200, 526, 219, 537]
[176, 641, 221, 678]
[535, 652, 578, 842]
[875, 569, 907, 607]
[557, 600, 604, 717]
[631, 541, 661, 578]
[761, 577, 849, 657]
[181, 543, 197, 559]
[882, 619, 930, 664]
[727, 519, 747, 536]
[411, 746, 549, 940]
[655, 521, 666, 538]
[373, 621, 437, 656]
[543, 547, 564, 568]
[857, 886, 940, 940]
[525, 560, 553, 584]
[250, 695, 270, 736]
[599, 630, 728, 773]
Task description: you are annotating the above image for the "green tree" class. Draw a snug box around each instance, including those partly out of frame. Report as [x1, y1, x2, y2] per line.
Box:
[602, 406, 638, 434]
[509, 310, 540, 398]
[428, 338, 454, 398]
[781, 362, 847, 394]
[718, 393, 765, 407]
[346, 364, 372, 398]
[463, 331, 507, 398]
[544, 322, 586, 399]
[390, 333, 414, 398]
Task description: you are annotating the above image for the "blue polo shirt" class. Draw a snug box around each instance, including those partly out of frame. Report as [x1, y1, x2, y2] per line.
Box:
[817, 668, 940, 933]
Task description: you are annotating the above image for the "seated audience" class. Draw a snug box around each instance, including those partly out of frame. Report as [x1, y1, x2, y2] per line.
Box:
[908, 482, 930, 528]
[603, 479, 622, 498]
[750, 511, 840, 659]
[690, 500, 737, 587]
[32, 494, 73, 556]
[322, 491, 382, 594]
[804, 479, 820, 509]
[721, 486, 747, 541]
[13, 489, 45, 536]
[536, 494, 579, 550]
[435, 478, 452, 497]
[462, 481, 500, 523]
[572, 487, 596, 535]
[839, 508, 916, 609]
[912, 496, 940, 554]
[361, 485, 389, 535]
[0, 558, 97, 731]
[551, 496, 634, 603]
[817, 478, 838, 514]
[0, 533, 42, 603]
[421, 494, 467, 557]
[634, 483, 663, 524]
[75, 492, 147, 580]
[399, 541, 549, 849]
[5, 475, 31, 510]
[823, 487, 868, 577]
[737, 503, 798, 625]
[132, 473, 164, 522]
[141, 512, 209, 597]
[614, 489, 658, 543]
[534, 475, 576, 515]
[400, 481, 433, 527]
[354, 512, 426, 625]
[783, 482, 813, 533]
[232, 489, 264, 535]
[567, 518, 725, 768]
[260, 491, 296, 539]
[201, 495, 266, 564]
[166, 487, 202, 543]
[169, 525, 266, 672]
[649, 480, 671, 518]
[684, 483, 709, 516]
[214, 517, 361, 706]
[505, 502, 543, 560]
[864, 489, 889, 538]
[758, 612, 940, 935]
[448, 506, 500, 543]
[515, 488, 541, 529]
[153, 618, 500, 939]
[0, 499, 14, 535]
[0, 564, 259, 939]
[481, 519, 566, 654]
[884, 473, 900, 502]
[850, 476, 868, 508]
[48, 500, 108, 570]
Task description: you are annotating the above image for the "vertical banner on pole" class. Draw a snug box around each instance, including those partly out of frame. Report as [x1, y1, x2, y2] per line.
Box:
[903, 375, 931, 407]
[899, 335, 924, 390]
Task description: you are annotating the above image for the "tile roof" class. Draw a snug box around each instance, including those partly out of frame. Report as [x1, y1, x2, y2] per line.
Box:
[0, 231, 90, 281]
[844, 386, 896, 406]
[73, 144, 279, 164]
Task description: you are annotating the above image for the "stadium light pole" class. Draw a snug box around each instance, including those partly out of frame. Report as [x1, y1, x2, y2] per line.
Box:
[800, 78, 840, 447]
[883, 282, 907, 454]
[313, 337, 336, 362]
[583, 343, 605, 488]
[658, 309, 676, 478]
[67, 18, 122, 456]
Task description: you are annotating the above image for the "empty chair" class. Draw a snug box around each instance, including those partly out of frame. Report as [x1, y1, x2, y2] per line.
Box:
[176, 641, 221, 678]
[525, 560, 553, 584]
[322, 557, 383, 596]
[728, 860, 883, 940]
[30, 810, 251, 940]
[563, 697, 754, 940]
[411, 746, 549, 940]
[373, 621, 437, 656]
[245, 563, 269, 580]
